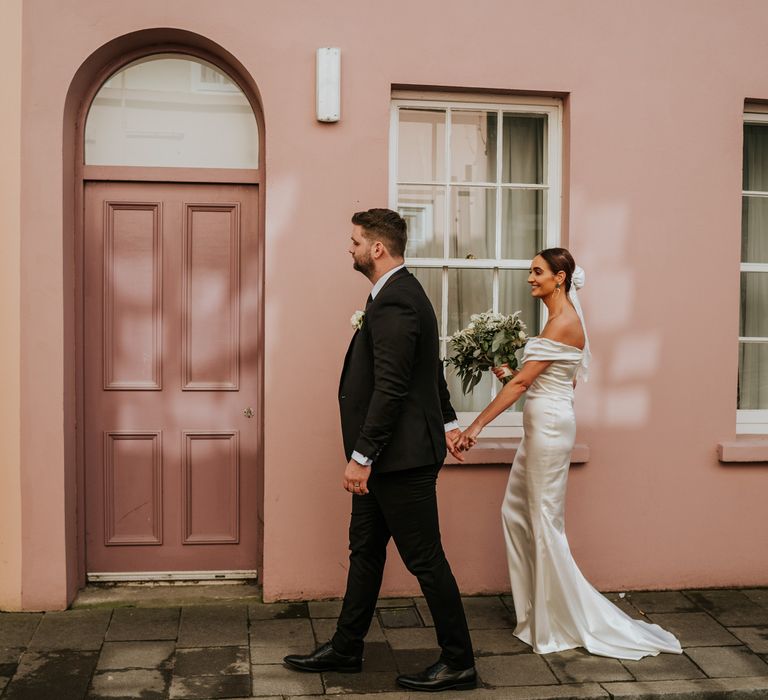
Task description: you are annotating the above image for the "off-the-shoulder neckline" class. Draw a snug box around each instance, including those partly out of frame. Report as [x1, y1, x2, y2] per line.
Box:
[529, 336, 584, 352]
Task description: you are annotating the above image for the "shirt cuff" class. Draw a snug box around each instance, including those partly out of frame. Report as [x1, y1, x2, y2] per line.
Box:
[351, 450, 373, 467]
[444, 420, 459, 432]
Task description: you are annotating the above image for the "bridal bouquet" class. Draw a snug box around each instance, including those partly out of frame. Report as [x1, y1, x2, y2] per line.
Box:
[446, 311, 528, 394]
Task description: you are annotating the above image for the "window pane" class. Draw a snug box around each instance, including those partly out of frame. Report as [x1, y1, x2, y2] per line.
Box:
[738, 342, 768, 409]
[740, 272, 768, 337]
[499, 269, 540, 335]
[85, 54, 258, 168]
[449, 187, 496, 259]
[450, 111, 497, 183]
[501, 189, 545, 259]
[447, 269, 492, 334]
[398, 109, 446, 182]
[411, 268, 443, 328]
[742, 196, 768, 263]
[398, 186, 445, 258]
[743, 124, 768, 192]
[502, 114, 546, 184]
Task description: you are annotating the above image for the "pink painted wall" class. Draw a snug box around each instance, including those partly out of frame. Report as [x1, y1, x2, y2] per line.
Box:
[0, 0, 23, 612]
[7, 0, 768, 609]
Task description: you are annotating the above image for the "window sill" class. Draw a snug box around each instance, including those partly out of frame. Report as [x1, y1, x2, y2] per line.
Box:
[717, 436, 768, 464]
[445, 438, 589, 466]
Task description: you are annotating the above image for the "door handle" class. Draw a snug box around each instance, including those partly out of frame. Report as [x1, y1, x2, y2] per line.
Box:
[243, 407, 254, 418]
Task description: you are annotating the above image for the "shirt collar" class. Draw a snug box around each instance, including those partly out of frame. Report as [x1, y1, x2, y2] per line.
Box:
[370, 263, 406, 300]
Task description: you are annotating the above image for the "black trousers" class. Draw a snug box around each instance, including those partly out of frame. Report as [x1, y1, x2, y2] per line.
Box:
[331, 463, 474, 670]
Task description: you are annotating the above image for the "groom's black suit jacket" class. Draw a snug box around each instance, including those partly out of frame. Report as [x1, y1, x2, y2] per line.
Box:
[339, 268, 457, 473]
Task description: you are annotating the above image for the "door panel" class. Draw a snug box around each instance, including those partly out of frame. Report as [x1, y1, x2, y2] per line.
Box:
[84, 181, 260, 574]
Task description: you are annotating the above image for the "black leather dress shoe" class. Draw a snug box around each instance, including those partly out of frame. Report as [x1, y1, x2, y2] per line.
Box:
[397, 660, 478, 692]
[283, 641, 362, 673]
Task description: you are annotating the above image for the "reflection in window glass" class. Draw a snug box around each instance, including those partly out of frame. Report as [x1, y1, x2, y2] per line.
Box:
[85, 54, 258, 168]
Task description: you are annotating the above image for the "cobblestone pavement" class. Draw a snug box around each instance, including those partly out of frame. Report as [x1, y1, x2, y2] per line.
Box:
[1, 587, 768, 699]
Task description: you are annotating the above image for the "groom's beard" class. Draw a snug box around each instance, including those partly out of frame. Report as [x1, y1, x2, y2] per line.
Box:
[353, 253, 375, 279]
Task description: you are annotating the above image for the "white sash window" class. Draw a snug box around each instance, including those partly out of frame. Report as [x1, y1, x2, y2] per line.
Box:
[390, 95, 562, 436]
[739, 113, 768, 433]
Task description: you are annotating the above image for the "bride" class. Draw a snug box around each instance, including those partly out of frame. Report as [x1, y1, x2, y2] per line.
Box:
[457, 247, 682, 660]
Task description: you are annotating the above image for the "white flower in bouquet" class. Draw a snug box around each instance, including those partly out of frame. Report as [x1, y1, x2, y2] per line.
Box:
[350, 310, 365, 331]
[446, 310, 528, 394]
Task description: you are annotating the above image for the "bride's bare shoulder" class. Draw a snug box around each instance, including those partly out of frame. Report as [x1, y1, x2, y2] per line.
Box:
[540, 313, 585, 349]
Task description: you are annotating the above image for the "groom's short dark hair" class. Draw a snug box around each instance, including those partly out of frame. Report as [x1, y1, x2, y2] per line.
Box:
[352, 208, 407, 258]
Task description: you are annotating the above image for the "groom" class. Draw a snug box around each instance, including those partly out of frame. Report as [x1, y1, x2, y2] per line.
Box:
[284, 209, 476, 692]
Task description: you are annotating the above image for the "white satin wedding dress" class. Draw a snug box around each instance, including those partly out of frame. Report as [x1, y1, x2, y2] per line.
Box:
[502, 336, 682, 660]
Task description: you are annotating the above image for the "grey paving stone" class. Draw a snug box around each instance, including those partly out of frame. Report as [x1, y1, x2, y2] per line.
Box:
[251, 618, 314, 647]
[744, 589, 768, 609]
[475, 653, 558, 686]
[249, 663, 323, 696]
[97, 640, 175, 670]
[311, 616, 385, 645]
[729, 625, 768, 654]
[470, 628, 529, 655]
[685, 645, 768, 677]
[307, 599, 343, 618]
[544, 648, 633, 682]
[105, 606, 180, 641]
[360, 640, 397, 672]
[0, 646, 24, 665]
[248, 602, 309, 621]
[175, 646, 249, 676]
[89, 668, 168, 698]
[285, 688, 608, 700]
[4, 650, 98, 700]
[384, 627, 440, 650]
[169, 672, 251, 698]
[603, 676, 768, 698]
[0, 613, 41, 647]
[323, 670, 399, 694]
[414, 597, 434, 626]
[178, 604, 248, 647]
[685, 589, 768, 626]
[625, 591, 700, 614]
[376, 597, 416, 608]
[379, 607, 422, 628]
[462, 596, 515, 629]
[604, 592, 649, 619]
[392, 648, 441, 675]
[620, 652, 705, 681]
[648, 612, 740, 647]
[28, 608, 111, 651]
[250, 618, 315, 664]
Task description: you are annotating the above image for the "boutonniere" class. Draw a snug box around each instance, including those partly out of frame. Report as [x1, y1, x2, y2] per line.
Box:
[350, 310, 365, 331]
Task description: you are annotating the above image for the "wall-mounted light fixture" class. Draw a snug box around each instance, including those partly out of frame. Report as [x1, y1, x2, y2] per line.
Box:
[316, 47, 341, 123]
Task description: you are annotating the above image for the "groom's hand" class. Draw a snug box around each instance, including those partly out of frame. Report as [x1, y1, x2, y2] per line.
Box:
[343, 460, 370, 495]
[445, 428, 465, 462]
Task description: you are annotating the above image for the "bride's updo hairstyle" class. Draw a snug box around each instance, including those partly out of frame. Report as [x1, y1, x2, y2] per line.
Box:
[537, 247, 576, 292]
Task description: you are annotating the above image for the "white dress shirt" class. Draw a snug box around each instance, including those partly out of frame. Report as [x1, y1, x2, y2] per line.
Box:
[350, 264, 459, 467]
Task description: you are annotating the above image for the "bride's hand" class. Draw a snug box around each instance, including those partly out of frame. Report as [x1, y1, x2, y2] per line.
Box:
[492, 364, 517, 382]
[457, 424, 481, 452]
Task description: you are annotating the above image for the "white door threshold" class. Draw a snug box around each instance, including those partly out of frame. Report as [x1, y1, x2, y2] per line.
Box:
[87, 569, 258, 583]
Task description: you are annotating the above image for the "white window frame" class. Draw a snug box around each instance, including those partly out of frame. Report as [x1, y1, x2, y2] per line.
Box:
[390, 96, 563, 437]
[738, 112, 768, 434]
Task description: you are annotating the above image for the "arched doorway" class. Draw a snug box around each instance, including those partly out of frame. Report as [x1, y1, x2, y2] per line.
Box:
[78, 50, 263, 581]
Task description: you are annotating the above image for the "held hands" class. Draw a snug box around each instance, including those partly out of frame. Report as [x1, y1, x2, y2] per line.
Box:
[343, 459, 370, 495]
[456, 424, 481, 453]
[445, 428, 465, 463]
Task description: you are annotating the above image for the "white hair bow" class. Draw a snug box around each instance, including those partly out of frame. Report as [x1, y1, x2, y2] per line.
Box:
[568, 266, 590, 381]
